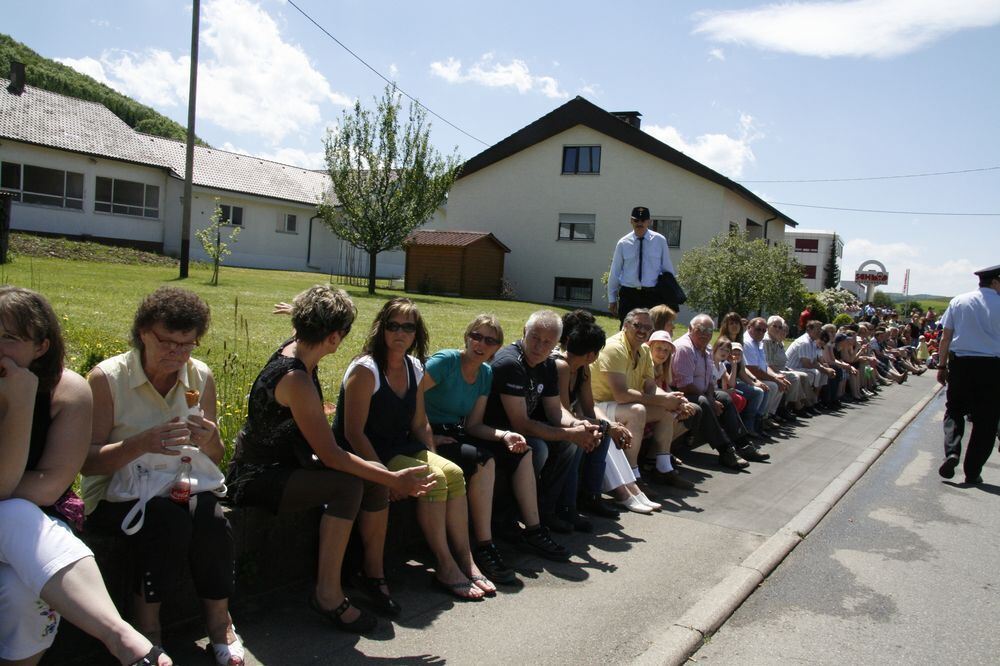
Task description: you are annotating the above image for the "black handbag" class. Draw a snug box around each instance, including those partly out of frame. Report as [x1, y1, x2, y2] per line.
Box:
[655, 271, 687, 306]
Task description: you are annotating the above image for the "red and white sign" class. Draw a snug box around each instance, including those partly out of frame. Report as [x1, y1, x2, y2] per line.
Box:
[855, 271, 889, 285]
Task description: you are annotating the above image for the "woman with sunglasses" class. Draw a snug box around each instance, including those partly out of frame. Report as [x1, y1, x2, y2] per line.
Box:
[229, 286, 432, 633]
[334, 298, 487, 601]
[83, 287, 234, 664]
[421, 314, 542, 585]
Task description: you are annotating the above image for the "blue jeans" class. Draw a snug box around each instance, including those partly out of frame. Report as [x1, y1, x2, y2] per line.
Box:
[735, 381, 765, 430]
[525, 436, 577, 518]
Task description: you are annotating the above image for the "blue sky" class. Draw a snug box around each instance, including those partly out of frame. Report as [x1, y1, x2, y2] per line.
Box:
[7, 0, 999, 296]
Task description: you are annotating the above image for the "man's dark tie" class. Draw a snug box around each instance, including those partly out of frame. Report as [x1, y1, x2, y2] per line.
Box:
[638, 235, 644, 283]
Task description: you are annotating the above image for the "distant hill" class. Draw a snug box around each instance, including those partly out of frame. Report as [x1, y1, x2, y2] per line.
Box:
[1, 33, 209, 146]
[883, 292, 953, 303]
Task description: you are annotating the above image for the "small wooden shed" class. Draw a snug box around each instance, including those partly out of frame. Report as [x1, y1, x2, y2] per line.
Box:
[404, 230, 510, 298]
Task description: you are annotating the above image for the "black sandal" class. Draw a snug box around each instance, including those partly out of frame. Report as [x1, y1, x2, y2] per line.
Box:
[130, 645, 169, 666]
[357, 574, 402, 616]
[309, 593, 378, 634]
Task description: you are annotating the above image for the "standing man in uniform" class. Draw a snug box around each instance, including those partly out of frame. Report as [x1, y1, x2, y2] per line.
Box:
[937, 265, 1000, 485]
[608, 206, 677, 325]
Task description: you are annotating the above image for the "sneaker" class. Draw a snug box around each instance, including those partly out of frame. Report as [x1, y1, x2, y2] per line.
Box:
[738, 444, 770, 462]
[518, 526, 570, 562]
[473, 542, 516, 584]
[719, 447, 750, 470]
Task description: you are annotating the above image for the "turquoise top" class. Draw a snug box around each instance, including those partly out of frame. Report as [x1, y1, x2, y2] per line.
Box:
[423, 349, 492, 425]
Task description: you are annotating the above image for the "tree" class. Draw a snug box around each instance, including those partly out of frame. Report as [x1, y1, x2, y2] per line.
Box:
[823, 233, 840, 289]
[677, 233, 807, 322]
[195, 200, 240, 286]
[815, 287, 857, 317]
[318, 85, 461, 294]
[871, 290, 894, 309]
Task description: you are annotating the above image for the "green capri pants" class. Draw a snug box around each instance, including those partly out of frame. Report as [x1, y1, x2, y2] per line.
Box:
[388, 449, 466, 502]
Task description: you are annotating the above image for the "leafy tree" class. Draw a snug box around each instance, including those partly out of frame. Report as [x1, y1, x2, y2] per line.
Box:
[823, 233, 840, 289]
[318, 85, 460, 294]
[677, 233, 807, 322]
[871, 290, 894, 309]
[815, 287, 857, 316]
[195, 201, 240, 286]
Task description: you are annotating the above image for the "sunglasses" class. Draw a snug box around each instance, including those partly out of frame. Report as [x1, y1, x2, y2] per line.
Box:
[468, 331, 501, 346]
[147, 329, 199, 353]
[385, 321, 417, 333]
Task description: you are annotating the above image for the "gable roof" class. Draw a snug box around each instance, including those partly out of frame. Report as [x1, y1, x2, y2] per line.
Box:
[0, 80, 171, 168]
[0, 79, 334, 207]
[142, 135, 332, 207]
[458, 96, 797, 227]
[405, 229, 511, 252]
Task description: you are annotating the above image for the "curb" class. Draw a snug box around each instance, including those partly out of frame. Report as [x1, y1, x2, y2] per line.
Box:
[632, 383, 943, 666]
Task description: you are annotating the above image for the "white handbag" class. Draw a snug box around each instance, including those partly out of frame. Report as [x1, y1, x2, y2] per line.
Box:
[106, 444, 227, 535]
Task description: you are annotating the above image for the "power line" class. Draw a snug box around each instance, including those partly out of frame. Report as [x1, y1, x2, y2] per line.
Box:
[768, 201, 1000, 216]
[741, 165, 1000, 183]
[286, 0, 490, 147]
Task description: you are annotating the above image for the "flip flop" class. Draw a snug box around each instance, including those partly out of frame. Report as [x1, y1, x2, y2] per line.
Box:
[433, 576, 484, 601]
[129, 646, 170, 666]
[469, 573, 497, 596]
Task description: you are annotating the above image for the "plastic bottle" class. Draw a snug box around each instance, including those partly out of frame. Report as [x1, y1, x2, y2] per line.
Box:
[170, 456, 192, 504]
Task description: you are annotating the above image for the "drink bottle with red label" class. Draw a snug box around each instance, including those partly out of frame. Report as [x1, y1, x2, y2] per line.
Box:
[170, 456, 192, 504]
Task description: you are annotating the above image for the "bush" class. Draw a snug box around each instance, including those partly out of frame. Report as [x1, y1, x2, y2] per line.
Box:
[832, 313, 854, 327]
[802, 294, 829, 323]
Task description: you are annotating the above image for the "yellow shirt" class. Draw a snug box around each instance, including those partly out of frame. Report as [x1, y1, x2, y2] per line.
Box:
[590, 331, 654, 403]
[81, 348, 209, 513]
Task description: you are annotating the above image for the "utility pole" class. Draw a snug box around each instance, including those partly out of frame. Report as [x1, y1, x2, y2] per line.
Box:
[179, 0, 200, 278]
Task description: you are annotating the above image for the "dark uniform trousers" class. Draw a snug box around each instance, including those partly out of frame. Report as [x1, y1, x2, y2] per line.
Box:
[617, 286, 679, 325]
[943, 354, 1000, 479]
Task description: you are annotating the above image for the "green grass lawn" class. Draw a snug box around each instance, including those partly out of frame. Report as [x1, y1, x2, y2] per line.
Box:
[1, 253, 634, 453]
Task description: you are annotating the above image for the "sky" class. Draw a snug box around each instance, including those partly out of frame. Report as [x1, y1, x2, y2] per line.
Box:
[6, 0, 1000, 297]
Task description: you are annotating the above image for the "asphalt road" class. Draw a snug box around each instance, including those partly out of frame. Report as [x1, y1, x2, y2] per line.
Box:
[692, 387, 1000, 665]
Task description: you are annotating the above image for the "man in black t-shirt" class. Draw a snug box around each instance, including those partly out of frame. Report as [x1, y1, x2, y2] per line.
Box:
[487, 310, 602, 539]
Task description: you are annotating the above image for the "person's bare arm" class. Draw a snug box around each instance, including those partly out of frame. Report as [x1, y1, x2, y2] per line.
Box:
[936, 328, 954, 385]
[465, 395, 528, 453]
[0, 358, 37, 498]
[607, 372, 683, 410]
[341, 367, 381, 462]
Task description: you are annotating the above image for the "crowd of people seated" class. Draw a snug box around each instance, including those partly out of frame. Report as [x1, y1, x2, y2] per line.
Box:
[0, 285, 928, 663]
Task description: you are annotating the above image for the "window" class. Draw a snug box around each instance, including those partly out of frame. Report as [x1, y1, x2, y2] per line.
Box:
[219, 204, 243, 226]
[561, 146, 601, 174]
[557, 213, 595, 241]
[95, 177, 159, 218]
[1, 161, 83, 209]
[794, 238, 819, 253]
[651, 217, 682, 247]
[802, 265, 817, 279]
[554, 277, 593, 303]
[281, 213, 297, 233]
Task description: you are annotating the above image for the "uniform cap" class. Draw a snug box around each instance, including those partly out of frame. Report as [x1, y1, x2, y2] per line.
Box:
[630, 206, 651, 221]
[974, 264, 1000, 281]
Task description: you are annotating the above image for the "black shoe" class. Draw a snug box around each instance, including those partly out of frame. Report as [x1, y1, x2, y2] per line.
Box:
[356, 574, 401, 617]
[939, 456, 959, 479]
[310, 593, 378, 634]
[578, 493, 620, 519]
[558, 506, 593, 533]
[719, 447, 750, 470]
[473, 542, 516, 584]
[541, 512, 574, 534]
[648, 469, 695, 490]
[738, 445, 770, 462]
[964, 475, 983, 485]
[518, 526, 570, 562]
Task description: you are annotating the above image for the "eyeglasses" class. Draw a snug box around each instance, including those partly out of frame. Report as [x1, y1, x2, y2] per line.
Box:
[630, 323, 653, 332]
[147, 329, 199, 353]
[468, 331, 501, 346]
[753, 326, 767, 332]
[385, 321, 417, 333]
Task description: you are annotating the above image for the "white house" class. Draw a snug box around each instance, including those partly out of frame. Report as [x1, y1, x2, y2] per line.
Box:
[785, 229, 844, 293]
[429, 97, 798, 314]
[0, 74, 404, 278]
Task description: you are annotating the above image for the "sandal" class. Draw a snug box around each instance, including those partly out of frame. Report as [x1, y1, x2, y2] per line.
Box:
[207, 624, 245, 666]
[129, 645, 170, 666]
[309, 593, 378, 633]
[469, 573, 497, 597]
[433, 576, 484, 601]
[356, 574, 401, 616]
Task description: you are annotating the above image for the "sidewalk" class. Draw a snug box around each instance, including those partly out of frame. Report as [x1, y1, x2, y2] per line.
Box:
[109, 375, 943, 665]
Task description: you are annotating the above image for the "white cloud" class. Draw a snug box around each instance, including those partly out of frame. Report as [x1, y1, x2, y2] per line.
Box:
[842, 238, 972, 296]
[57, 0, 350, 144]
[644, 113, 762, 178]
[388, 63, 399, 80]
[429, 53, 568, 99]
[579, 82, 603, 97]
[708, 48, 726, 61]
[693, 0, 1000, 59]
[55, 56, 112, 86]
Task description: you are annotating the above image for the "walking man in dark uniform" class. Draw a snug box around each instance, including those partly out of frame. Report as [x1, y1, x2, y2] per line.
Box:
[937, 265, 1000, 485]
[607, 206, 677, 325]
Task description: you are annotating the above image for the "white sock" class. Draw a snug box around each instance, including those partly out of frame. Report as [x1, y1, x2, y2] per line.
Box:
[632, 466, 641, 479]
[655, 454, 674, 473]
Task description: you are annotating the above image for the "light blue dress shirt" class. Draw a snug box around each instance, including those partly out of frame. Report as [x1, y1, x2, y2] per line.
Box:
[940, 287, 1000, 358]
[607, 229, 676, 303]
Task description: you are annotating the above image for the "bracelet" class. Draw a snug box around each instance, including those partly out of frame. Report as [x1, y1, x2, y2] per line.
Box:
[499, 430, 509, 441]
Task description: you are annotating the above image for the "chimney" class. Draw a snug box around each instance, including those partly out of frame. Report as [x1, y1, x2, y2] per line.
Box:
[612, 111, 642, 129]
[8, 61, 25, 95]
